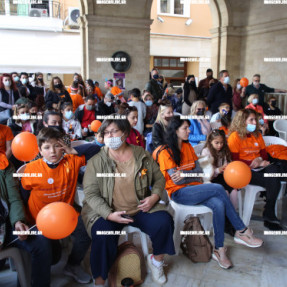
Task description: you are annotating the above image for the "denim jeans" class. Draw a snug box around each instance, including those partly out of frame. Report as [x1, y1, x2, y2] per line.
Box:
[5, 215, 90, 287]
[171, 183, 246, 249]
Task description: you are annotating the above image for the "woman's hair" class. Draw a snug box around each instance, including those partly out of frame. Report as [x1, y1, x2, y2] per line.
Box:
[165, 116, 191, 167]
[35, 72, 44, 86]
[49, 76, 65, 93]
[155, 99, 173, 128]
[14, 104, 28, 114]
[0, 73, 17, 91]
[229, 109, 260, 138]
[233, 78, 240, 91]
[86, 79, 95, 89]
[220, 114, 232, 128]
[99, 117, 131, 138]
[204, 129, 231, 166]
[60, 102, 73, 111]
[190, 100, 206, 115]
[117, 102, 138, 116]
[247, 93, 259, 104]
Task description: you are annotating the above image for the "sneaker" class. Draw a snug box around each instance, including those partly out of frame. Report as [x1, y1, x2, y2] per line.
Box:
[234, 228, 263, 248]
[147, 254, 167, 285]
[212, 247, 233, 269]
[64, 264, 92, 284]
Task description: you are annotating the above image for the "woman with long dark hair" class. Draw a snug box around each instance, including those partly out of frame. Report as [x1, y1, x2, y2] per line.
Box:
[157, 116, 263, 269]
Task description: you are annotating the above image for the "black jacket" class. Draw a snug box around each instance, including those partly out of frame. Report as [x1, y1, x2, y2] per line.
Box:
[0, 89, 19, 112]
[207, 82, 233, 114]
[45, 90, 72, 109]
[97, 101, 115, 116]
[16, 83, 36, 102]
[152, 122, 166, 151]
[144, 79, 163, 103]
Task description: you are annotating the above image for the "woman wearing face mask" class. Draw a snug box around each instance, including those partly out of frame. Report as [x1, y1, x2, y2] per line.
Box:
[188, 100, 211, 146]
[232, 78, 246, 111]
[264, 96, 282, 136]
[82, 118, 175, 286]
[228, 109, 283, 230]
[142, 92, 158, 137]
[152, 100, 174, 151]
[182, 75, 199, 115]
[8, 104, 36, 136]
[117, 104, 145, 148]
[61, 102, 82, 140]
[30, 72, 46, 111]
[45, 77, 72, 110]
[0, 73, 19, 125]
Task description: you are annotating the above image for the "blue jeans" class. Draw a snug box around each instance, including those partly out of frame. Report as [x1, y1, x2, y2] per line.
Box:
[171, 183, 246, 249]
[6, 215, 90, 287]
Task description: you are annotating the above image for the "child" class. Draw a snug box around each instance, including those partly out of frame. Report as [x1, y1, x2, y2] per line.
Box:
[61, 102, 82, 140]
[117, 103, 145, 148]
[20, 127, 91, 284]
[128, 88, 146, 135]
[201, 129, 239, 235]
[219, 114, 232, 137]
[9, 104, 36, 135]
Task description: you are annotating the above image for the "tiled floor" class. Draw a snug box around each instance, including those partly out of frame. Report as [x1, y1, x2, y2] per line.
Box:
[1, 199, 287, 287]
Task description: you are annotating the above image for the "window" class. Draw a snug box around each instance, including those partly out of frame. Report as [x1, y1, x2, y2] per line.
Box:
[153, 57, 187, 85]
[158, 0, 190, 17]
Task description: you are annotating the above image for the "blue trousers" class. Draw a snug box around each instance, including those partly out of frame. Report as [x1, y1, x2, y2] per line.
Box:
[171, 183, 246, 249]
[6, 215, 90, 287]
[90, 211, 175, 280]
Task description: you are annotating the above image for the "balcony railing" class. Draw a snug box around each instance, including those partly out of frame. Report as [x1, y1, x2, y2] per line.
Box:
[0, 0, 61, 19]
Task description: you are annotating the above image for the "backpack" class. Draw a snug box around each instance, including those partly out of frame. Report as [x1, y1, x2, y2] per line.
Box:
[108, 241, 147, 287]
[180, 216, 213, 263]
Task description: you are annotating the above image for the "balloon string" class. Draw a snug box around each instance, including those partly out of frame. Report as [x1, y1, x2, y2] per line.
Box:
[6, 224, 37, 247]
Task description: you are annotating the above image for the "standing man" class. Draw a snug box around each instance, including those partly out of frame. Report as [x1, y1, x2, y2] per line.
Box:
[245, 74, 287, 107]
[144, 68, 163, 104]
[198, 68, 218, 94]
[207, 70, 233, 115]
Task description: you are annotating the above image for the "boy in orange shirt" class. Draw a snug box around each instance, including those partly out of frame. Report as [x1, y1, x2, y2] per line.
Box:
[21, 127, 91, 284]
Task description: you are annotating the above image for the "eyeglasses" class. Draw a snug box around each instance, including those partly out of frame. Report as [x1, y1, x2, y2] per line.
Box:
[103, 129, 120, 136]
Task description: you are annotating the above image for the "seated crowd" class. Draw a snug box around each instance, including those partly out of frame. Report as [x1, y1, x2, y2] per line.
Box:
[0, 68, 286, 287]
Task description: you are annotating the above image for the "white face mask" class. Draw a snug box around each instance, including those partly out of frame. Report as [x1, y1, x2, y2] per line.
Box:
[236, 83, 241, 90]
[21, 78, 28, 85]
[106, 101, 112, 107]
[19, 113, 30, 121]
[252, 98, 258, 105]
[3, 80, 11, 87]
[104, 135, 124, 150]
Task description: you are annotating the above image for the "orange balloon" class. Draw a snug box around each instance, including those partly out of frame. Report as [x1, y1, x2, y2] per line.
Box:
[223, 161, 252, 189]
[91, 120, 102, 132]
[240, 77, 249, 88]
[11, 132, 39, 162]
[36, 202, 78, 240]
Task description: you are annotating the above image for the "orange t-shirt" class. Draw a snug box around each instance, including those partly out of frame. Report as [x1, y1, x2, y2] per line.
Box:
[70, 93, 84, 112]
[21, 154, 85, 222]
[157, 142, 202, 197]
[228, 131, 266, 161]
[219, 126, 229, 137]
[0, 151, 9, 170]
[0, 124, 14, 153]
[266, 144, 287, 160]
[94, 87, 103, 99]
[110, 86, 122, 96]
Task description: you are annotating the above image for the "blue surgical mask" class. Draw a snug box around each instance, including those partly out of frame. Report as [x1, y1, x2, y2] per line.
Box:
[21, 78, 28, 85]
[13, 76, 19, 82]
[65, 111, 73, 120]
[259, 119, 264, 125]
[252, 99, 258, 105]
[145, 100, 153, 107]
[246, 124, 256, 133]
[223, 76, 230, 84]
[94, 138, 105, 147]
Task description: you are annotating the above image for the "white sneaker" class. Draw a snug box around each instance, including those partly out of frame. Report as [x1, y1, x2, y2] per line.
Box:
[147, 254, 167, 285]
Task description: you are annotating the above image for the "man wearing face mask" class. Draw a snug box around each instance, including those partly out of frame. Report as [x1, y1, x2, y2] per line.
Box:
[16, 72, 35, 102]
[144, 68, 163, 104]
[245, 74, 287, 107]
[97, 93, 115, 116]
[207, 70, 233, 115]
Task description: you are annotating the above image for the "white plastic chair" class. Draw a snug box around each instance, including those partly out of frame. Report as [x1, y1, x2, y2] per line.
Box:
[71, 140, 88, 148]
[74, 184, 85, 207]
[274, 119, 287, 140]
[193, 142, 206, 156]
[0, 248, 31, 287]
[169, 200, 213, 255]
